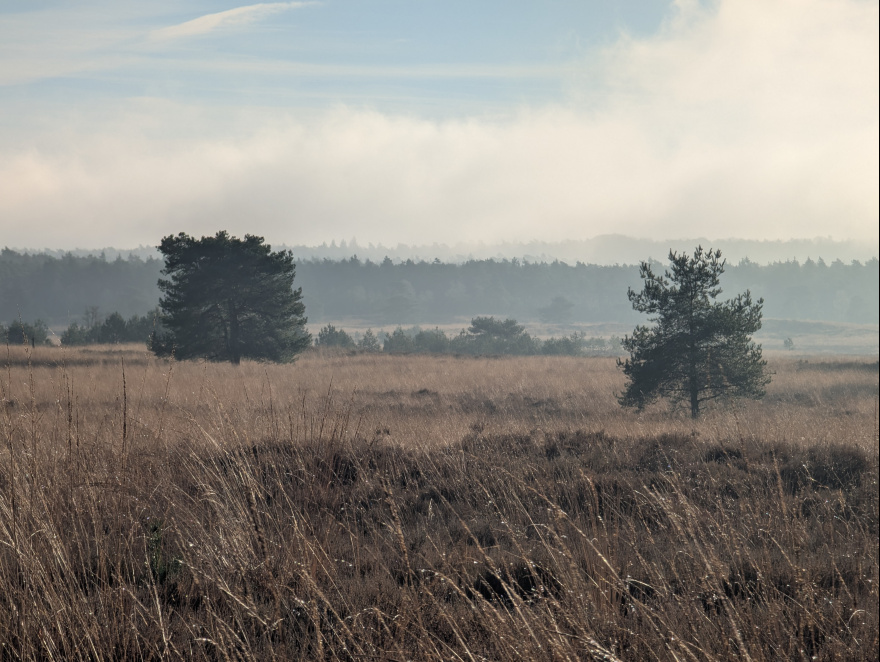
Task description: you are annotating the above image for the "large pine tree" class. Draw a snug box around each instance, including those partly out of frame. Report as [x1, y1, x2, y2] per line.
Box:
[618, 247, 769, 418]
[150, 231, 310, 363]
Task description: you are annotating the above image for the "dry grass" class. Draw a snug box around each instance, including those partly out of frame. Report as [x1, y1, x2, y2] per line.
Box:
[0, 344, 877, 660]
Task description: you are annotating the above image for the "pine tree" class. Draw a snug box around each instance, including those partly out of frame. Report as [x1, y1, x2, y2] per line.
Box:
[358, 329, 381, 352]
[150, 231, 310, 363]
[618, 247, 769, 418]
[315, 324, 355, 348]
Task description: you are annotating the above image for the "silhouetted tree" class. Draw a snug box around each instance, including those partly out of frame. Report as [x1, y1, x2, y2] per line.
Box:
[463, 317, 538, 355]
[1, 320, 50, 346]
[315, 324, 355, 348]
[619, 247, 769, 418]
[383, 327, 416, 354]
[358, 329, 381, 352]
[60, 323, 90, 346]
[150, 232, 310, 363]
[413, 328, 451, 353]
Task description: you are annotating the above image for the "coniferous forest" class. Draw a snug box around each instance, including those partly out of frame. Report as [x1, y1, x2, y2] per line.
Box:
[1, 248, 877, 330]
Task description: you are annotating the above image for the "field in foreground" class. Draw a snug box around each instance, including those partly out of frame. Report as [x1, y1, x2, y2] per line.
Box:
[0, 346, 877, 661]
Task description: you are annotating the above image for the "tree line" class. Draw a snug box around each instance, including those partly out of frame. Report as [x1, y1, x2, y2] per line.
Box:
[315, 318, 622, 357]
[0, 311, 160, 347]
[5, 234, 773, 417]
[2, 247, 877, 328]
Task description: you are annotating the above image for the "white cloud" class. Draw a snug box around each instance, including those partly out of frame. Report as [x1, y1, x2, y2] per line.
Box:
[1, 0, 877, 250]
[150, 2, 313, 41]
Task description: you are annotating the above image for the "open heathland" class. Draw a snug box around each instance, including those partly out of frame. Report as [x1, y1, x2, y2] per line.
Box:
[0, 345, 877, 660]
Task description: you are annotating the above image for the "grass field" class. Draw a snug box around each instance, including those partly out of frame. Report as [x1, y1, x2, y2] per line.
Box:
[1, 345, 877, 660]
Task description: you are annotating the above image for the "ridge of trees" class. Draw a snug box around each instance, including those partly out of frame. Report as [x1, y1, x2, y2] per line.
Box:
[2, 248, 877, 327]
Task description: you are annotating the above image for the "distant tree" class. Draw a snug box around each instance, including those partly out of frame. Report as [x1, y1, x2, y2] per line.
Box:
[315, 324, 355, 348]
[60, 322, 90, 346]
[383, 327, 415, 354]
[618, 247, 769, 418]
[413, 328, 451, 353]
[461, 317, 538, 355]
[783, 337, 795, 351]
[541, 331, 585, 356]
[150, 232, 310, 363]
[95, 312, 127, 343]
[358, 329, 381, 352]
[125, 310, 160, 341]
[1, 320, 50, 346]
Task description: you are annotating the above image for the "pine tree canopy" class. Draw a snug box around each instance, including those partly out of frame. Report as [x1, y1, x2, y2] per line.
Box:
[150, 231, 310, 364]
[618, 247, 770, 418]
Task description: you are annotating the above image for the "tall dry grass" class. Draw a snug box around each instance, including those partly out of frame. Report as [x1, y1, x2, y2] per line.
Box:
[0, 344, 877, 660]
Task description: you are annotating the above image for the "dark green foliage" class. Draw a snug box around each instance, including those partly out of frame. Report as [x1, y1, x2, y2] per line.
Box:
[381, 318, 542, 356]
[374, 321, 618, 357]
[413, 327, 451, 353]
[61, 309, 161, 345]
[460, 317, 539, 355]
[315, 324, 355, 348]
[150, 232, 310, 364]
[619, 247, 770, 418]
[383, 327, 415, 354]
[358, 328, 381, 352]
[59, 322, 90, 346]
[0, 319, 50, 346]
[541, 332, 585, 356]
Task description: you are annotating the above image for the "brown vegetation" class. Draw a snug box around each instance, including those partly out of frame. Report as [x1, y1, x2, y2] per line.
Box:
[1, 345, 877, 660]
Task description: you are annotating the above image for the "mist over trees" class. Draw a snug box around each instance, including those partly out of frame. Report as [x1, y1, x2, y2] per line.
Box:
[22, 236, 876, 267]
[295, 255, 879, 327]
[280, 236, 880, 267]
[0, 248, 162, 324]
[1, 247, 877, 330]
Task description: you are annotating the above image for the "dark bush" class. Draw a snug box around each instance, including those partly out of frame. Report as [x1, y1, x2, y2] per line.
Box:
[315, 324, 356, 348]
[1, 319, 50, 346]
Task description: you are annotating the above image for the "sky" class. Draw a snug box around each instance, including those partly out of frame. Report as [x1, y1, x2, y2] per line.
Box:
[0, 0, 877, 251]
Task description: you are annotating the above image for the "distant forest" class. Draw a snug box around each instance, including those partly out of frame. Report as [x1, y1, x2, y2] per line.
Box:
[1, 248, 877, 328]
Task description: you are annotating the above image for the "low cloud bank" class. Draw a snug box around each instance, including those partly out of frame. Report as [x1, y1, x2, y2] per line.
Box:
[1, 0, 876, 249]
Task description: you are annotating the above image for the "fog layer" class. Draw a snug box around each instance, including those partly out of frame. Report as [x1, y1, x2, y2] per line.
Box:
[1, 0, 877, 249]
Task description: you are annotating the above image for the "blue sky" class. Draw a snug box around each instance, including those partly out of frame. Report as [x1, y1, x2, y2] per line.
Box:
[1, 0, 877, 250]
[1, 1, 668, 110]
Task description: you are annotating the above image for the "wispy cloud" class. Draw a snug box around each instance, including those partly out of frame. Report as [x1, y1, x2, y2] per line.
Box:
[151, 2, 313, 41]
